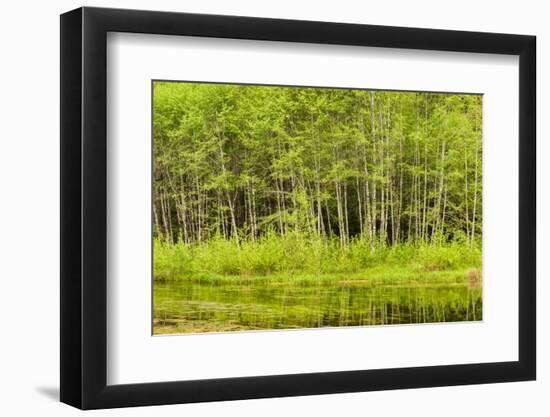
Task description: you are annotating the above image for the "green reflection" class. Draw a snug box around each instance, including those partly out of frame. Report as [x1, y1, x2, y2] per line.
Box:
[154, 278, 481, 334]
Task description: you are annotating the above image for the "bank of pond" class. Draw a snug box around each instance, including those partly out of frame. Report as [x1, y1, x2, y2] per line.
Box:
[153, 268, 482, 334]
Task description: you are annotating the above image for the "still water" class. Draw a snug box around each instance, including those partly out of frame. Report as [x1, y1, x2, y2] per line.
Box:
[153, 279, 482, 334]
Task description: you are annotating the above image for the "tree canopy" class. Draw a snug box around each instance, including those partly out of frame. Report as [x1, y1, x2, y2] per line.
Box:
[153, 81, 482, 248]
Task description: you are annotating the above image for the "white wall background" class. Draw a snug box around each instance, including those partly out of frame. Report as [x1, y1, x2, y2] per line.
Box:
[0, 0, 545, 415]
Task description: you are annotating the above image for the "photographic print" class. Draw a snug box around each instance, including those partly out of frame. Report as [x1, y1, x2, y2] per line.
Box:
[61, 8, 536, 407]
[152, 81, 482, 335]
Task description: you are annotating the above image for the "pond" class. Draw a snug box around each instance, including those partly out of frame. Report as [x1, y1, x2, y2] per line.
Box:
[153, 278, 482, 334]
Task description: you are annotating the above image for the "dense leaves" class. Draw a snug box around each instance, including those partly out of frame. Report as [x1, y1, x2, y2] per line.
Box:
[153, 82, 482, 248]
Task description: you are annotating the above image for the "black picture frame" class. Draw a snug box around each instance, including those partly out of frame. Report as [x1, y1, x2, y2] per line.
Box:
[60, 6, 536, 410]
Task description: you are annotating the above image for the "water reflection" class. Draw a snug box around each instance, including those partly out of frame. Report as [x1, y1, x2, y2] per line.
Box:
[154, 280, 482, 334]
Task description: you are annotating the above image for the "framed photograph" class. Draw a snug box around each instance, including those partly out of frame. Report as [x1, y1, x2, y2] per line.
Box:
[60, 6, 536, 409]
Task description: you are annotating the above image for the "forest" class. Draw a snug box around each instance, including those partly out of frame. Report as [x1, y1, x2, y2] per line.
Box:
[152, 81, 482, 334]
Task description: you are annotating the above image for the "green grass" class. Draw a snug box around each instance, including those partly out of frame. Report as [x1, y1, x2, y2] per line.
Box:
[154, 270, 469, 288]
[153, 232, 481, 283]
[153, 233, 482, 333]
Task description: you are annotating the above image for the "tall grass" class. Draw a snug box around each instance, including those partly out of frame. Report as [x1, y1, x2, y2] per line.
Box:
[154, 231, 481, 282]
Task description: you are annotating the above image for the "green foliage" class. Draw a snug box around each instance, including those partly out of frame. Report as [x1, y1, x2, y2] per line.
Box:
[154, 233, 481, 281]
[153, 82, 482, 248]
[152, 83, 484, 334]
